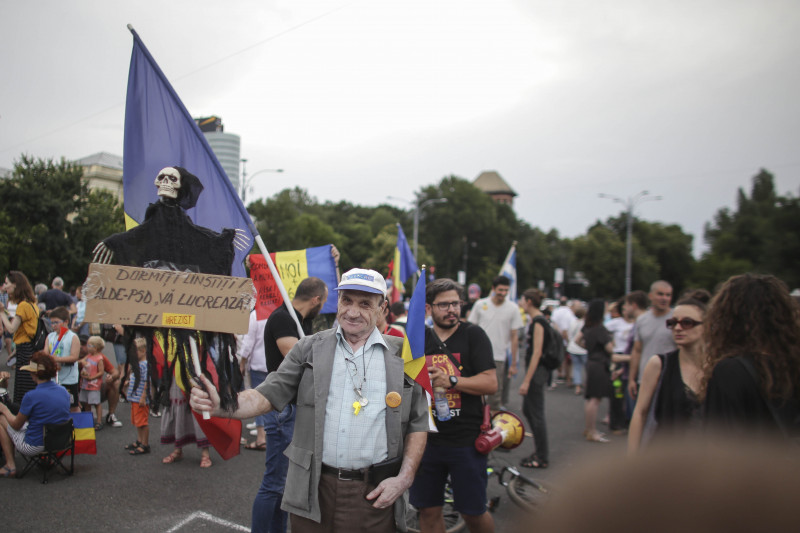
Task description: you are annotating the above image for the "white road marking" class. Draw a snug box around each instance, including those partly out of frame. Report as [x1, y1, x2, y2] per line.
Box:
[166, 510, 250, 532]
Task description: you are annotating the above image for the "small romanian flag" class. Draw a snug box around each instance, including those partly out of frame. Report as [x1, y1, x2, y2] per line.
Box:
[70, 412, 97, 455]
[401, 270, 432, 398]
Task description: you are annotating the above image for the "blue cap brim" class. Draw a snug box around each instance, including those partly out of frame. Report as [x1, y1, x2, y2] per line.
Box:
[334, 284, 385, 295]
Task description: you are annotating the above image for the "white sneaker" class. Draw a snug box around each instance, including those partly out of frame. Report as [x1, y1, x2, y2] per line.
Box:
[246, 422, 257, 429]
[107, 414, 123, 428]
[249, 429, 258, 436]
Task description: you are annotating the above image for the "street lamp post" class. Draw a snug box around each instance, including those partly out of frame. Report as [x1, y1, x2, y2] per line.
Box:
[598, 190, 662, 294]
[240, 158, 283, 204]
[387, 195, 447, 289]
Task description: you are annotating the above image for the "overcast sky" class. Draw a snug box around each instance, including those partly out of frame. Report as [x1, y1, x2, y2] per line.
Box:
[2, 0, 799, 259]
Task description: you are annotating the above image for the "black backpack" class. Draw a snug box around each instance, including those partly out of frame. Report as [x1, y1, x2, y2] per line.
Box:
[29, 303, 52, 352]
[533, 316, 565, 371]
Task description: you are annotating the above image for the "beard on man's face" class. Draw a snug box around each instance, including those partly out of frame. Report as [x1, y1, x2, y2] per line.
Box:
[434, 312, 459, 330]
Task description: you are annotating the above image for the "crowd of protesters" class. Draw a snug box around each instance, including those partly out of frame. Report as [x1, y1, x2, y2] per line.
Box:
[2, 266, 799, 533]
[508, 275, 800, 465]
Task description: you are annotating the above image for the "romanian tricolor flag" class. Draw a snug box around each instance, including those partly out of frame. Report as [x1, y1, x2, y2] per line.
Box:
[401, 270, 432, 398]
[70, 412, 97, 455]
[249, 245, 339, 321]
[391, 224, 418, 304]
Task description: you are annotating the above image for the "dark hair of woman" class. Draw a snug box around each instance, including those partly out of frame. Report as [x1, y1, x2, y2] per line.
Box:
[701, 273, 800, 402]
[679, 288, 713, 306]
[521, 288, 544, 309]
[6, 271, 35, 304]
[584, 298, 605, 328]
[29, 350, 58, 381]
[675, 297, 707, 315]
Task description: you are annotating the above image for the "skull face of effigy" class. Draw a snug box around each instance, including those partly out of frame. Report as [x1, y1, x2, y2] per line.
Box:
[155, 167, 181, 199]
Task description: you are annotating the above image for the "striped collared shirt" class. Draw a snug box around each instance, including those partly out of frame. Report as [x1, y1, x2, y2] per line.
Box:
[321, 326, 388, 469]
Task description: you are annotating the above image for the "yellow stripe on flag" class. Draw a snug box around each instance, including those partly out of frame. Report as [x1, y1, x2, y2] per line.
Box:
[392, 248, 402, 293]
[124, 212, 140, 230]
[74, 427, 95, 441]
[274, 250, 309, 300]
[404, 357, 426, 381]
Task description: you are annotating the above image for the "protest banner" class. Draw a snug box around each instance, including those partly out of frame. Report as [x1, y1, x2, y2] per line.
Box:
[83, 263, 254, 334]
[250, 244, 338, 321]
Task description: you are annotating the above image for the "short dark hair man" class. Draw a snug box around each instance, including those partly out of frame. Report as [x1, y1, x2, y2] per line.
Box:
[191, 268, 429, 533]
[410, 278, 498, 533]
[252, 276, 328, 533]
[467, 275, 522, 411]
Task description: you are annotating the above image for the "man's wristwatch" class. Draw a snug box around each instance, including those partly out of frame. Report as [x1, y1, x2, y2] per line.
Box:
[449, 375, 459, 389]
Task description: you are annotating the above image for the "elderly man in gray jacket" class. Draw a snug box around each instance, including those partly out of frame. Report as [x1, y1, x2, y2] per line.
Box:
[191, 268, 429, 533]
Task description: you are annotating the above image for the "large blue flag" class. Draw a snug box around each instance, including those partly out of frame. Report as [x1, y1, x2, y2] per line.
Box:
[390, 224, 418, 302]
[123, 26, 253, 277]
[499, 242, 517, 302]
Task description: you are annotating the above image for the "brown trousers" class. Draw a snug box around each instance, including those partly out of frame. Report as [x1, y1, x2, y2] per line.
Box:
[289, 471, 395, 533]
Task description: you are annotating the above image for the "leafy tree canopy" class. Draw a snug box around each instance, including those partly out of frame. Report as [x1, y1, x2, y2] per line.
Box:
[0, 155, 124, 288]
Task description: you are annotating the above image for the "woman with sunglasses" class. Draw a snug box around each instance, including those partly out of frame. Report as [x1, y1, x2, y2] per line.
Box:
[628, 297, 706, 453]
[702, 274, 800, 440]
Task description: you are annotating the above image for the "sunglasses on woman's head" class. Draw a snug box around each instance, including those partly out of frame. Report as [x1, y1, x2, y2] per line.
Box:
[665, 318, 702, 330]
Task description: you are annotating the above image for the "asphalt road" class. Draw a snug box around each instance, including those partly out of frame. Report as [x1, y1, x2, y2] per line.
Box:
[2, 357, 627, 533]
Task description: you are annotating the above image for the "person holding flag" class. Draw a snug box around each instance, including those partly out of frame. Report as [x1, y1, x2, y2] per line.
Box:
[190, 268, 429, 533]
[410, 278, 498, 533]
[389, 224, 417, 304]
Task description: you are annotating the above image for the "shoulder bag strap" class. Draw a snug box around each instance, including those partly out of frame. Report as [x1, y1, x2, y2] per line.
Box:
[428, 326, 464, 372]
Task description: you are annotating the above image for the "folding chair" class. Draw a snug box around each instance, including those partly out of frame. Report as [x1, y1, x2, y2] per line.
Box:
[17, 419, 75, 484]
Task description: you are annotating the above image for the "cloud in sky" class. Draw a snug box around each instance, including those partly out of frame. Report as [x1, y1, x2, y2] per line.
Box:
[1, 0, 798, 259]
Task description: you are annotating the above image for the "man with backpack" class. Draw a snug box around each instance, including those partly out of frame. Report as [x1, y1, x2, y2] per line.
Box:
[518, 288, 563, 469]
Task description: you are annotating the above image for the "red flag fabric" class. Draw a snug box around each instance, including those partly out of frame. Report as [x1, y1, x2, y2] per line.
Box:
[193, 412, 241, 460]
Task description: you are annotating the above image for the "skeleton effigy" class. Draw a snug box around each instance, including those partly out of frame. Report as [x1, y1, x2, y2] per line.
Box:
[92, 167, 244, 414]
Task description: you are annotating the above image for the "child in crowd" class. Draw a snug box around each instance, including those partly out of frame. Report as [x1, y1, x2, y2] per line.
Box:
[123, 337, 150, 455]
[80, 335, 105, 430]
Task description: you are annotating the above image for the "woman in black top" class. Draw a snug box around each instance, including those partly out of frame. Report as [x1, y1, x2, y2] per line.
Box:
[628, 298, 706, 453]
[702, 274, 800, 440]
[518, 288, 550, 468]
[574, 299, 613, 443]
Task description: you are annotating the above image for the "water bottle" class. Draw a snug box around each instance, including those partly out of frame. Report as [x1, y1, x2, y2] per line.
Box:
[434, 386, 451, 421]
[613, 378, 624, 399]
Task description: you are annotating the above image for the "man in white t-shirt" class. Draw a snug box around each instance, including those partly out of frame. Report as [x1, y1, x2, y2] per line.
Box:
[550, 300, 577, 343]
[628, 280, 677, 399]
[468, 275, 523, 410]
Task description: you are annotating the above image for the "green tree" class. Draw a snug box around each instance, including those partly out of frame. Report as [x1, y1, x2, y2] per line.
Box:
[66, 189, 125, 284]
[570, 224, 659, 298]
[0, 155, 123, 287]
[605, 215, 695, 295]
[693, 169, 800, 289]
[248, 187, 343, 256]
[416, 176, 516, 287]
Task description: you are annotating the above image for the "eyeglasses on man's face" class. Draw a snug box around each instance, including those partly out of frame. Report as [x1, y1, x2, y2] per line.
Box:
[432, 301, 461, 311]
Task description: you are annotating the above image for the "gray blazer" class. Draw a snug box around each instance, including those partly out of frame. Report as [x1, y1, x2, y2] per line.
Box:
[256, 328, 430, 524]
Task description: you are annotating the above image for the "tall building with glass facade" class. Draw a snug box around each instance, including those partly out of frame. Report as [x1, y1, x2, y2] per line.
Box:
[195, 116, 241, 192]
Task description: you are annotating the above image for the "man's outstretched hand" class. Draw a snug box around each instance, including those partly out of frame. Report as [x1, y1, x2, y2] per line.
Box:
[189, 374, 221, 417]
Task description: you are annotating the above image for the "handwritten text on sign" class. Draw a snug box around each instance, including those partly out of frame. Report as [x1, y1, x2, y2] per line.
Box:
[83, 264, 255, 334]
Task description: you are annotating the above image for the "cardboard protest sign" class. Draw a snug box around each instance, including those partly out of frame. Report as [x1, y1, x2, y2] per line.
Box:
[250, 245, 338, 321]
[83, 263, 254, 334]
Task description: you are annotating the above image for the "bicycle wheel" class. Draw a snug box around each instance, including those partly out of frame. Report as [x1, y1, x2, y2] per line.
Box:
[404, 500, 466, 533]
[506, 475, 552, 513]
